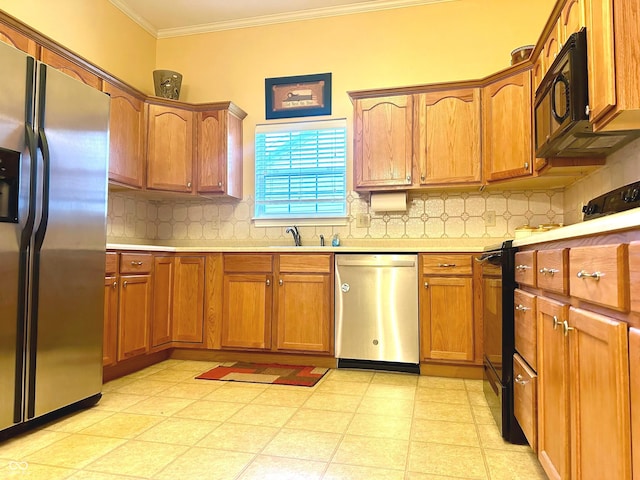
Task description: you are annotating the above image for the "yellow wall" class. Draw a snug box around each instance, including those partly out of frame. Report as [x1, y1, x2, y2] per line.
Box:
[156, 0, 555, 193]
[0, 0, 155, 92]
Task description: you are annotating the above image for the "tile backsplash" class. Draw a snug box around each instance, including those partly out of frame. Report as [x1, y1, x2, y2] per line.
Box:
[107, 188, 564, 246]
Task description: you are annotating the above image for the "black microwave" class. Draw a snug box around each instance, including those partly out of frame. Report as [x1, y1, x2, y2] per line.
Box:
[534, 28, 638, 158]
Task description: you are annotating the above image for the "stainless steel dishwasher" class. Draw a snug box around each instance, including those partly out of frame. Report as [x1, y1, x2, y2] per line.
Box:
[335, 254, 419, 373]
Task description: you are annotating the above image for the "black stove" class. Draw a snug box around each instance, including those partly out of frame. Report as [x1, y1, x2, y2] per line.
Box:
[582, 180, 640, 220]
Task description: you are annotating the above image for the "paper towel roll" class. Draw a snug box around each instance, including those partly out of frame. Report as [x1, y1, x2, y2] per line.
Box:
[370, 192, 407, 212]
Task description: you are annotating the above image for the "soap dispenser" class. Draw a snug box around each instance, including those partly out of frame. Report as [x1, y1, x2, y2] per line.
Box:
[331, 233, 340, 247]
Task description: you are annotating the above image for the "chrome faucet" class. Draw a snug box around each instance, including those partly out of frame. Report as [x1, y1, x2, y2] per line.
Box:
[285, 226, 301, 246]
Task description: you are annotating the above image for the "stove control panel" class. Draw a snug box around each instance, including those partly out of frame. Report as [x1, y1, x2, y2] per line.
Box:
[583, 180, 640, 220]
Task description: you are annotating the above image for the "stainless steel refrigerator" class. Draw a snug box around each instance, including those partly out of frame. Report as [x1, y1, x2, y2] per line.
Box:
[0, 41, 109, 438]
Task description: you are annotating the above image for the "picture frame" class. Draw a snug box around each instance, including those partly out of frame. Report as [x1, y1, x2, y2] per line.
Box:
[265, 73, 332, 120]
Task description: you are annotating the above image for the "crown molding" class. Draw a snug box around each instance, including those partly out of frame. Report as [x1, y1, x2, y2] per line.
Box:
[111, 0, 456, 39]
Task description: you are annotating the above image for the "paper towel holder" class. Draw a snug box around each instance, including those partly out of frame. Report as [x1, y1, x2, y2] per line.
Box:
[369, 191, 408, 213]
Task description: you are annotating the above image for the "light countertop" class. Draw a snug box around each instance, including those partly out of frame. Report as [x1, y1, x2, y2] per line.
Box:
[513, 207, 640, 247]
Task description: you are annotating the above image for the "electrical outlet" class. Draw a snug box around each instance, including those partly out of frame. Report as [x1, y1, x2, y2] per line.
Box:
[484, 210, 496, 227]
[356, 213, 371, 228]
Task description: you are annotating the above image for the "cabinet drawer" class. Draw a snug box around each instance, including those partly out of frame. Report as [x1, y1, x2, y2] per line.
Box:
[422, 254, 472, 275]
[514, 289, 537, 370]
[279, 254, 332, 273]
[119, 253, 153, 274]
[630, 242, 640, 313]
[569, 244, 629, 311]
[536, 248, 568, 294]
[513, 353, 537, 452]
[514, 251, 536, 287]
[105, 252, 118, 275]
[224, 254, 273, 273]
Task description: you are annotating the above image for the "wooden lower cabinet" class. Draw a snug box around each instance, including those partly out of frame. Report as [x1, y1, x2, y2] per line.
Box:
[152, 257, 174, 348]
[568, 307, 631, 480]
[630, 328, 640, 479]
[537, 295, 632, 480]
[103, 275, 118, 366]
[172, 256, 205, 343]
[537, 296, 570, 480]
[275, 273, 332, 353]
[420, 276, 474, 361]
[117, 275, 152, 361]
[221, 273, 272, 350]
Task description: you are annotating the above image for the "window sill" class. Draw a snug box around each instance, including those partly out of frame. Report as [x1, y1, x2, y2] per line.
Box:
[252, 217, 349, 228]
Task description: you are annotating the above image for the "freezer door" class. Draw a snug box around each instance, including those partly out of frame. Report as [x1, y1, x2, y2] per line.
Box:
[0, 42, 35, 431]
[27, 64, 109, 419]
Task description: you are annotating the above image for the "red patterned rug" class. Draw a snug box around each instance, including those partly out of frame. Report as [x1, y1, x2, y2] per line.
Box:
[196, 362, 329, 387]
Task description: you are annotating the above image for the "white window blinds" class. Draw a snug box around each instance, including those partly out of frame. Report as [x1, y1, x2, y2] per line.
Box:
[254, 119, 347, 219]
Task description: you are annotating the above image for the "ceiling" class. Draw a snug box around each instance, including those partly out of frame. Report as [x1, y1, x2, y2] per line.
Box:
[109, 0, 452, 38]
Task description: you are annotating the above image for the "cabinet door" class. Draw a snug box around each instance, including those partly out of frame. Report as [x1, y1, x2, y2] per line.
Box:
[172, 256, 205, 344]
[420, 276, 474, 362]
[103, 276, 118, 366]
[103, 82, 145, 188]
[629, 328, 640, 479]
[416, 88, 481, 185]
[0, 22, 37, 55]
[568, 307, 631, 480]
[537, 296, 570, 480]
[118, 275, 151, 360]
[353, 95, 413, 189]
[40, 48, 102, 90]
[560, 0, 585, 41]
[221, 274, 272, 350]
[152, 257, 173, 347]
[275, 273, 332, 353]
[584, 0, 616, 124]
[146, 103, 194, 192]
[542, 20, 561, 71]
[483, 70, 533, 182]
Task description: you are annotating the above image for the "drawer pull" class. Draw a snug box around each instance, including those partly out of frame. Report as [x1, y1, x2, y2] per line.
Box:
[130, 261, 143, 266]
[515, 304, 530, 312]
[539, 267, 559, 276]
[437, 263, 456, 267]
[563, 320, 575, 337]
[515, 265, 531, 271]
[123, 281, 128, 288]
[279, 279, 283, 286]
[514, 374, 530, 385]
[553, 315, 561, 330]
[577, 270, 603, 280]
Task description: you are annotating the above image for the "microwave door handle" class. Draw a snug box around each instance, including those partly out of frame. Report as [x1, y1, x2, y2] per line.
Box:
[551, 73, 571, 123]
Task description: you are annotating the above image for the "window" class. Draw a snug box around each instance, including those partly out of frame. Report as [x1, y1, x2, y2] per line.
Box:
[254, 119, 347, 222]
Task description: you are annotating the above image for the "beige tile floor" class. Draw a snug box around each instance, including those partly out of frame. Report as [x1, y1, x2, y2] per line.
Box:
[0, 359, 548, 479]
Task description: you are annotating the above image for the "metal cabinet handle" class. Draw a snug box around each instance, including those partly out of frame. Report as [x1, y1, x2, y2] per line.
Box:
[539, 267, 559, 276]
[279, 279, 283, 286]
[515, 304, 530, 311]
[266, 279, 271, 286]
[218, 182, 223, 187]
[406, 175, 411, 182]
[563, 320, 575, 337]
[515, 265, 531, 271]
[585, 105, 591, 116]
[123, 281, 128, 288]
[553, 315, 561, 330]
[112, 281, 117, 289]
[131, 261, 143, 266]
[524, 162, 530, 170]
[424, 282, 429, 288]
[420, 175, 425, 181]
[577, 270, 603, 280]
[187, 181, 192, 188]
[514, 374, 529, 385]
[437, 263, 456, 268]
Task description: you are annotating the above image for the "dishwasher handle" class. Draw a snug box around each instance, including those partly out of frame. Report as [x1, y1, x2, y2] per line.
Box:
[336, 258, 416, 268]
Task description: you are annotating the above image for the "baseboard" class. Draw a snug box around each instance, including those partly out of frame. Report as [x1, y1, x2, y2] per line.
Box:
[103, 350, 171, 382]
[420, 362, 484, 379]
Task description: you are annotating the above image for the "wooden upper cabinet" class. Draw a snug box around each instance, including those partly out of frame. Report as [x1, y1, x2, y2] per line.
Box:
[542, 19, 561, 72]
[532, 53, 545, 94]
[415, 88, 481, 185]
[584, 0, 640, 131]
[560, 0, 585, 42]
[103, 82, 145, 188]
[482, 70, 533, 182]
[196, 104, 246, 199]
[352, 94, 413, 190]
[0, 22, 37, 55]
[146, 102, 195, 192]
[40, 48, 102, 90]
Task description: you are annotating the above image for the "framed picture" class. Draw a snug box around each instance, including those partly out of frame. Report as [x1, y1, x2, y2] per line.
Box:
[265, 73, 332, 120]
